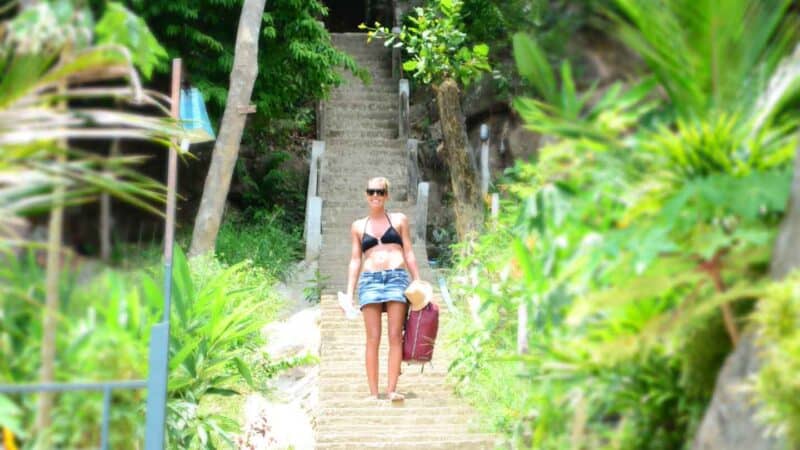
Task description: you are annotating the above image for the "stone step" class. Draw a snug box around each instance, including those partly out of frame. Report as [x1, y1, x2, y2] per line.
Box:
[335, 45, 392, 56]
[318, 175, 409, 185]
[322, 152, 408, 163]
[324, 114, 396, 126]
[319, 386, 461, 401]
[325, 98, 396, 109]
[333, 76, 396, 87]
[317, 426, 488, 441]
[318, 373, 450, 387]
[329, 91, 399, 102]
[319, 395, 462, 410]
[317, 404, 475, 418]
[320, 154, 407, 164]
[315, 435, 496, 448]
[325, 98, 398, 111]
[315, 412, 470, 426]
[319, 366, 454, 380]
[324, 117, 395, 128]
[315, 440, 494, 450]
[335, 49, 392, 59]
[331, 86, 397, 96]
[324, 109, 396, 124]
[325, 128, 396, 139]
[326, 137, 403, 147]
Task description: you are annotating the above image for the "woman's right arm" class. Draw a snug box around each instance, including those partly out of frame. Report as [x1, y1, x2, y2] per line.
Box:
[345, 220, 362, 304]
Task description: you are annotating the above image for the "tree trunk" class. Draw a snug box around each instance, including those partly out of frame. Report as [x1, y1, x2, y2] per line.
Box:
[435, 77, 482, 241]
[692, 141, 800, 450]
[188, 0, 266, 257]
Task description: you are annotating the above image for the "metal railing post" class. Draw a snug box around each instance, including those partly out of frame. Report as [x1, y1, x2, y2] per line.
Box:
[399, 79, 410, 140]
[391, 26, 402, 81]
[144, 323, 170, 450]
[407, 139, 419, 202]
[479, 123, 490, 196]
[100, 385, 112, 450]
[304, 140, 324, 244]
[414, 182, 429, 244]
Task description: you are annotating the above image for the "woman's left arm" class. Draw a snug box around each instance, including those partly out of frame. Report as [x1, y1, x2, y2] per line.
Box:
[397, 213, 420, 281]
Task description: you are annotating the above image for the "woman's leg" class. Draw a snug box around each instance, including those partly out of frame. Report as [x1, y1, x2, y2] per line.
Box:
[386, 300, 408, 396]
[362, 303, 382, 397]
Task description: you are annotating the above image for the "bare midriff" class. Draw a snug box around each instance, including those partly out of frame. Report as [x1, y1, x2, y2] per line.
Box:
[361, 243, 406, 273]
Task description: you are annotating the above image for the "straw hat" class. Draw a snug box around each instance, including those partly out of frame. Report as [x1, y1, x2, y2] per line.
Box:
[405, 280, 433, 311]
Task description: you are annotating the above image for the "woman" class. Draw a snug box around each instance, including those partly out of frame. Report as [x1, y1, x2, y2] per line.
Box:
[342, 176, 420, 401]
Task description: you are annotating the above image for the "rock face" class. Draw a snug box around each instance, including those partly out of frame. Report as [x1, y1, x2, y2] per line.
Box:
[691, 333, 782, 450]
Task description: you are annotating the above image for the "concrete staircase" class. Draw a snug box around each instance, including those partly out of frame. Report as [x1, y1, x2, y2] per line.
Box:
[313, 33, 495, 449]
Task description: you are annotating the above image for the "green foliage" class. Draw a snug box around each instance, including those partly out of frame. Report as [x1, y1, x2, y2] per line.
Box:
[0, 0, 180, 234]
[444, 2, 800, 448]
[126, 0, 365, 126]
[164, 248, 281, 449]
[0, 247, 287, 449]
[751, 272, 800, 445]
[94, 2, 167, 79]
[302, 269, 329, 304]
[214, 208, 303, 280]
[362, 0, 491, 87]
[606, 0, 799, 117]
[235, 150, 306, 225]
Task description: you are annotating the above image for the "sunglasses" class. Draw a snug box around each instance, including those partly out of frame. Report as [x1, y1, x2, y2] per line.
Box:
[366, 188, 387, 197]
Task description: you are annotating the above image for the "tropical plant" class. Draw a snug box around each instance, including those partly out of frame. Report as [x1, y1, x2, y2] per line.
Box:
[362, 0, 490, 87]
[0, 1, 181, 242]
[213, 208, 303, 280]
[0, 247, 285, 449]
[444, 1, 800, 448]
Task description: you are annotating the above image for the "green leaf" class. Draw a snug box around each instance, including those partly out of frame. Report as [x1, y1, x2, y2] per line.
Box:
[234, 357, 255, 387]
[403, 60, 419, 71]
[473, 43, 489, 57]
[95, 2, 167, 79]
[512, 33, 556, 103]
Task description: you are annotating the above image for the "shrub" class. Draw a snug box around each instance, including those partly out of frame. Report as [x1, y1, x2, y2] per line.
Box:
[214, 208, 303, 280]
[0, 247, 286, 449]
[751, 272, 800, 445]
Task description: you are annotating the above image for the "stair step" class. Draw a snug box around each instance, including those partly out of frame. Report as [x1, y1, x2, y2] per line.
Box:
[316, 412, 471, 426]
[317, 427, 488, 441]
[325, 129, 396, 139]
[315, 435, 496, 448]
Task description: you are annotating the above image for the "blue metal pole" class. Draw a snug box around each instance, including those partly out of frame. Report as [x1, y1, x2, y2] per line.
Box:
[143, 323, 169, 450]
[100, 385, 112, 450]
[143, 57, 181, 450]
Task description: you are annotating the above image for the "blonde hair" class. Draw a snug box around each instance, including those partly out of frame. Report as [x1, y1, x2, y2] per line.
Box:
[367, 177, 390, 192]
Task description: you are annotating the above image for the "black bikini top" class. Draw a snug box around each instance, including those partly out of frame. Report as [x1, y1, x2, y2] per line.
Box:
[361, 214, 404, 253]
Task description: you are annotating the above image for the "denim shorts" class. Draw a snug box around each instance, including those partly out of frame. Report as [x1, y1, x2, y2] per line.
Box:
[357, 268, 410, 309]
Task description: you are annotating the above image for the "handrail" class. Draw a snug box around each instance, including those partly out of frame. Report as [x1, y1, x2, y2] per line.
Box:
[391, 0, 402, 81]
[479, 123, 490, 196]
[399, 79, 410, 140]
[407, 139, 420, 202]
[305, 140, 324, 260]
[414, 182, 429, 243]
